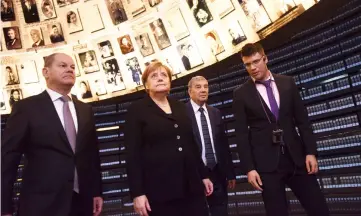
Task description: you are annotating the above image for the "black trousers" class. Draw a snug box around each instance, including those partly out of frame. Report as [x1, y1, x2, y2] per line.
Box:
[260, 148, 329, 216]
[207, 165, 228, 216]
[69, 192, 88, 216]
[149, 195, 209, 216]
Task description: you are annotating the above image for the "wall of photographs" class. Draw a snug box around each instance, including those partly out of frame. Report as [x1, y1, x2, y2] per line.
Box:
[0, 0, 320, 114]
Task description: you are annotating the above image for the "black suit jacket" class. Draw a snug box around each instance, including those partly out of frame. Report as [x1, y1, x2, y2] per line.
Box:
[186, 102, 235, 181]
[1, 91, 102, 216]
[182, 56, 191, 70]
[22, 3, 40, 23]
[233, 74, 317, 174]
[32, 39, 45, 47]
[124, 95, 208, 203]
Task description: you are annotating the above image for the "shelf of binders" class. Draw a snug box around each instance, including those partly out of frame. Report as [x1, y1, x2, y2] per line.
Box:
[101, 167, 128, 184]
[100, 154, 127, 170]
[102, 181, 130, 199]
[99, 140, 126, 157]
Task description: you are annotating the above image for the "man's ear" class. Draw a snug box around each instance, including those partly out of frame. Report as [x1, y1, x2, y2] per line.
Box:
[42, 67, 49, 79]
[264, 55, 268, 64]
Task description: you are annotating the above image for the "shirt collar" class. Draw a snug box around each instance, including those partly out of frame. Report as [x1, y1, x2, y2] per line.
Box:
[46, 88, 72, 102]
[251, 71, 275, 83]
[190, 99, 208, 114]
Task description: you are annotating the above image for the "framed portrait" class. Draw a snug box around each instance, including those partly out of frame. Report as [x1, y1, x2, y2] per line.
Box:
[273, 0, 296, 16]
[118, 35, 134, 55]
[210, 0, 234, 18]
[8, 88, 23, 108]
[149, 19, 171, 50]
[66, 9, 83, 34]
[102, 58, 126, 92]
[27, 27, 45, 48]
[93, 79, 107, 96]
[98, 40, 114, 59]
[56, 0, 78, 7]
[1, 0, 15, 21]
[105, 0, 127, 25]
[186, 0, 213, 27]
[3, 65, 20, 86]
[77, 80, 93, 99]
[124, 0, 146, 17]
[41, 0, 56, 20]
[165, 9, 189, 41]
[18, 60, 39, 84]
[241, 0, 272, 32]
[80, 4, 104, 33]
[205, 30, 224, 55]
[149, 0, 162, 7]
[125, 57, 142, 86]
[0, 91, 6, 110]
[135, 33, 154, 57]
[72, 54, 81, 77]
[21, 0, 40, 23]
[161, 51, 181, 75]
[177, 39, 203, 70]
[47, 23, 65, 44]
[226, 20, 247, 46]
[3, 27, 22, 50]
[78, 51, 99, 74]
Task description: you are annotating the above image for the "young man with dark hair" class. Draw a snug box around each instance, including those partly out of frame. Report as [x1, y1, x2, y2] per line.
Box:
[233, 43, 329, 216]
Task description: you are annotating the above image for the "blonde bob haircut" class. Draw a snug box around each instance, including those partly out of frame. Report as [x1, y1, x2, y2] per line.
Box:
[142, 61, 173, 91]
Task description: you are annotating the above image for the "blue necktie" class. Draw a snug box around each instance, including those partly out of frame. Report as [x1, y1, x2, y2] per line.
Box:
[256, 80, 279, 120]
[199, 107, 216, 169]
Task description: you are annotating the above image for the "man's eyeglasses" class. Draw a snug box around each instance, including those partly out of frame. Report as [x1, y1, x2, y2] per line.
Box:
[243, 56, 265, 68]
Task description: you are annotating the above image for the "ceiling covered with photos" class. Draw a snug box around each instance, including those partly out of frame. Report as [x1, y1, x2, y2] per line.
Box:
[0, 0, 320, 114]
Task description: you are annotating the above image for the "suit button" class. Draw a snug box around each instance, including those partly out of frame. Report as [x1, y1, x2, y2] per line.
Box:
[178, 147, 182, 152]
[177, 135, 180, 140]
[174, 124, 178, 128]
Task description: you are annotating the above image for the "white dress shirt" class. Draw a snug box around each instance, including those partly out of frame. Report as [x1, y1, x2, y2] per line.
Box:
[252, 72, 280, 110]
[46, 88, 78, 132]
[190, 99, 217, 165]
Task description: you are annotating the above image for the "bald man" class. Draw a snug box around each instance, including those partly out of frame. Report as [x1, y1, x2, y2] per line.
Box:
[1, 53, 103, 216]
[30, 29, 45, 47]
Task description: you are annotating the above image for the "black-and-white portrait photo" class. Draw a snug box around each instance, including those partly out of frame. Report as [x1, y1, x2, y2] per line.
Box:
[3, 27, 22, 50]
[56, 0, 78, 7]
[41, 0, 56, 19]
[210, 0, 234, 18]
[105, 0, 127, 25]
[227, 20, 247, 46]
[135, 33, 154, 57]
[177, 39, 203, 70]
[21, 0, 40, 23]
[125, 57, 142, 86]
[78, 80, 93, 99]
[150, 19, 171, 50]
[187, 0, 213, 27]
[18, 60, 39, 84]
[165, 9, 189, 41]
[93, 79, 107, 96]
[102, 58, 126, 92]
[98, 40, 114, 59]
[241, 0, 272, 32]
[125, 0, 146, 17]
[47, 23, 65, 43]
[81, 4, 104, 33]
[66, 9, 83, 34]
[205, 30, 224, 55]
[8, 88, 23, 108]
[0, 91, 6, 110]
[118, 35, 134, 55]
[149, 0, 161, 7]
[1, 0, 15, 21]
[28, 27, 45, 48]
[3, 65, 20, 85]
[78, 51, 100, 74]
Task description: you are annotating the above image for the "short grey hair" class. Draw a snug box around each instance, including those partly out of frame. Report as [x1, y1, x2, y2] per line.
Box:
[188, 76, 207, 89]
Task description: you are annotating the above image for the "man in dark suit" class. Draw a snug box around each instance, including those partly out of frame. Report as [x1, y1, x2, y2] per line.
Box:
[21, 0, 40, 23]
[233, 43, 329, 216]
[5, 28, 22, 50]
[180, 44, 191, 70]
[1, 53, 103, 216]
[187, 76, 235, 216]
[30, 29, 45, 48]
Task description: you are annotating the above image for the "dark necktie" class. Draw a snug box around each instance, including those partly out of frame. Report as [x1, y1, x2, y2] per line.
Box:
[256, 79, 279, 120]
[60, 96, 79, 193]
[199, 107, 216, 169]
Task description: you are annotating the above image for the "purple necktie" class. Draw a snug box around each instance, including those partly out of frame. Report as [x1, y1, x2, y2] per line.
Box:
[60, 96, 79, 193]
[256, 80, 279, 120]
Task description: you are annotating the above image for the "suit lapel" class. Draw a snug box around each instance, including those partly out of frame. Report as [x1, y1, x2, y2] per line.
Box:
[40, 91, 74, 153]
[273, 74, 285, 117]
[72, 96, 86, 153]
[186, 102, 202, 150]
[206, 105, 220, 159]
